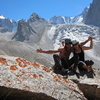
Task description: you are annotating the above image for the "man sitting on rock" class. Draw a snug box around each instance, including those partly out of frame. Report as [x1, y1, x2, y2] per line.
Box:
[37, 39, 74, 71]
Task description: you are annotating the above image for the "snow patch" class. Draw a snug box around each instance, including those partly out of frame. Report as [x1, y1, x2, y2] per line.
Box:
[0, 15, 5, 19]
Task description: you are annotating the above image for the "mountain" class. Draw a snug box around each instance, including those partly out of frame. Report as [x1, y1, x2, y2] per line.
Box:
[85, 0, 100, 26]
[12, 13, 48, 43]
[0, 6, 89, 34]
[0, 15, 17, 32]
[49, 7, 89, 24]
[12, 19, 35, 42]
[0, 14, 54, 67]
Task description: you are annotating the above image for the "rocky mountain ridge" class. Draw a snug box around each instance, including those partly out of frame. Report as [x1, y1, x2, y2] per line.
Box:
[85, 0, 100, 26]
[0, 15, 17, 32]
[49, 7, 89, 24]
[12, 13, 48, 43]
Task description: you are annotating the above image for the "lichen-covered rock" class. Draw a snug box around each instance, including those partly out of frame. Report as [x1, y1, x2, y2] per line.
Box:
[0, 55, 87, 100]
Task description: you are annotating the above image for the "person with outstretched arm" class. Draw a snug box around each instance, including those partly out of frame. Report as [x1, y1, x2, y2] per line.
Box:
[37, 39, 73, 70]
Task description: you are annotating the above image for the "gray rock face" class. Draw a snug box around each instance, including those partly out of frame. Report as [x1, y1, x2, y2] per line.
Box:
[85, 0, 100, 26]
[13, 13, 48, 43]
[0, 16, 17, 32]
[28, 13, 46, 22]
[0, 27, 9, 33]
[12, 19, 36, 42]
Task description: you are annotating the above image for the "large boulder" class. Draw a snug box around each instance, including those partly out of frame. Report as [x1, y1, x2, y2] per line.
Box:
[0, 55, 87, 100]
[78, 79, 100, 100]
[0, 86, 56, 100]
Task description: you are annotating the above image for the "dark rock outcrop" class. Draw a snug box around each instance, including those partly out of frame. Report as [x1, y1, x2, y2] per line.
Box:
[78, 79, 100, 100]
[0, 86, 57, 100]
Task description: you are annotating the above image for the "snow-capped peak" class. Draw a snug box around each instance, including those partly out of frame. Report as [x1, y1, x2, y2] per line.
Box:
[0, 15, 5, 19]
[49, 6, 89, 24]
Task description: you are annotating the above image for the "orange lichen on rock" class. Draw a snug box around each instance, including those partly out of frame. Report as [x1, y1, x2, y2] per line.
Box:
[38, 74, 44, 78]
[42, 66, 51, 72]
[6, 80, 12, 85]
[6, 80, 11, 83]
[31, 62, 40, 68]
[30, 74, 43, 79]
[10, 65, 18, 70]
[52, 73, 69, 83]
[0, 57, 8, 66]
[16, 72, 25, 77]
[42, 87, 48, 91]
[22, 85, 30, 90]
[53, 74, 62, 81]
[63, 78, 70, 83]
[16, 58, 31, 68]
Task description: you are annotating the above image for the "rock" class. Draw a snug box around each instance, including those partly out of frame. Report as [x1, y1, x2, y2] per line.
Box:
[78, 79, 100, 100]
[0, 55, 87, 100]
[13, 13, 48, 43]
[0, 86, 56, 100]
[95, 85, 100, 100]
[85, 0, 100, 26]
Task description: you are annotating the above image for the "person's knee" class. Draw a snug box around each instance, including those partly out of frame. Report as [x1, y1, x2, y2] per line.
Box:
[53, 54, 59, 59]
[72, 55, 79, 62]
[78, 61, 87, 71]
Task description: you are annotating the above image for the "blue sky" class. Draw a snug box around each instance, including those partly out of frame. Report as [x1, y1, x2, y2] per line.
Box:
[0, 0, 93, 21]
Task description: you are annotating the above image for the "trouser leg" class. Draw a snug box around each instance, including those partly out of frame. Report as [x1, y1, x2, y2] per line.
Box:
[53, 54, 62, 70]
[68, 55, 80, 78]
[61, 59, 69, 69]
[68, 55, 79, 70]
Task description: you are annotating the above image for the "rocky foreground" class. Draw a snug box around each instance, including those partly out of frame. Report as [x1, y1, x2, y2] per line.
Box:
[0, 55, 100, 100]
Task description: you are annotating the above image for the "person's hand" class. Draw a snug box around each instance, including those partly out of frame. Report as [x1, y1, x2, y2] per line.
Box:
[36, 48, 43, 53]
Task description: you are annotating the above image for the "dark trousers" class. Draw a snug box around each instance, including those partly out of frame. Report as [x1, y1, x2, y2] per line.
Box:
[53, 54, 79, 70]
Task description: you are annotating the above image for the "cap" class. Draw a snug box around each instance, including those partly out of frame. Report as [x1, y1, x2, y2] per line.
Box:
[65, 38, 72, 44]
[72, 40, 79, 45]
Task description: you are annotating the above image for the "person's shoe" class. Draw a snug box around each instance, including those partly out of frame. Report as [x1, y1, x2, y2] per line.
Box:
[73, 70, 80, 79]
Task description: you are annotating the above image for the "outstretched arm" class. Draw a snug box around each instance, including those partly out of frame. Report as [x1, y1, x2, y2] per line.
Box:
[82, 37, 93, 50]
[36, 48, 61, 54]
[80, 36, 91, 46]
